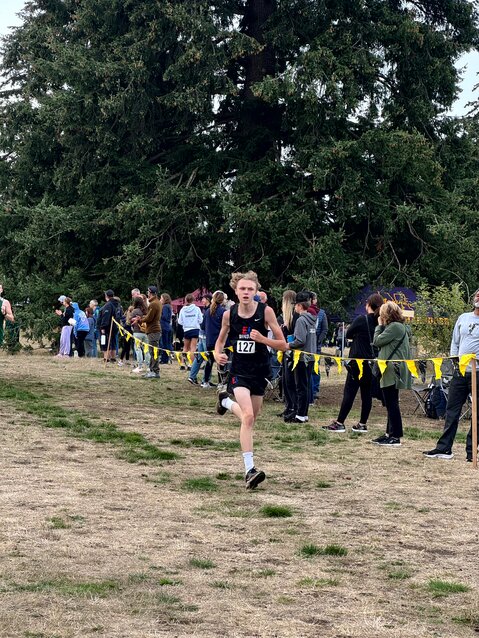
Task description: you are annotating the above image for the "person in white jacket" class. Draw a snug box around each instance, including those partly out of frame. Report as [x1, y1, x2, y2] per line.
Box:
[178, 293, 203, 369]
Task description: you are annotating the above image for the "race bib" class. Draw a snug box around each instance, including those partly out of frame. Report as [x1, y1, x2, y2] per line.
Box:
[236, 340, 256, 354]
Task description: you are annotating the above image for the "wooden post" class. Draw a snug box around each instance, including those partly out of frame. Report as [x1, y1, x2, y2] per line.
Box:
[472, 357, 478, 470]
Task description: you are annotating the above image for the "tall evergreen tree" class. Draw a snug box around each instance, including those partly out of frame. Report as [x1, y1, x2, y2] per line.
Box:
[0, 0, 478, 334]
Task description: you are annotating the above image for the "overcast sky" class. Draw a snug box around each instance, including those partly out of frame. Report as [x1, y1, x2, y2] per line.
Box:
[0, 0, 477, 115]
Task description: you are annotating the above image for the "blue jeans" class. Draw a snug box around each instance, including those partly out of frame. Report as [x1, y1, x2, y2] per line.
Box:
[160, 329, 173, 363]
[189, 338, 207, 381]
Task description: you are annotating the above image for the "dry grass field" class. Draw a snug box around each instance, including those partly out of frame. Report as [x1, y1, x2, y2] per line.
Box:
[0, 351, 478, 638]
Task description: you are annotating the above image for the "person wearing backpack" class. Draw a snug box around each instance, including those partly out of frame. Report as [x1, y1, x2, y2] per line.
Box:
[371, 301, 412, 447]
[99, 289, 122, 363]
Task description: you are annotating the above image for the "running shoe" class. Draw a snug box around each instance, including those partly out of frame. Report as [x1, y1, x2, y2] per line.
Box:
[321, 421, 346, 433]
[245, 467, 266, 490]
[351, 423, 368, 433]
[423, 448, 453, 460]
[188, 377, 199, 386]
[216, 391, 229, 415]
[376, 436, 401, 447]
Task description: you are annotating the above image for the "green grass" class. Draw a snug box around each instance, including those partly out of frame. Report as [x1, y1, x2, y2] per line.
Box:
[216, 472, 231, 480]
[0, 381, 179, 466]
[306, 428, 328, 446]
[427, 579, 470, 596]
[10, 579, 120, 597]
[260, 504, 293, 518]
[388, 569, 412, 580]
[48, 516, 68, 529]
[321, 544, 348, 556]
[182, 477, 218, 492]
[189, 557, 216, 569]
[253, 569, 276, 578]
[316, 480, 332, 489]
[452, 610, 479, 628]
[158, 578, 182, 586]
[157, 593, 181, 604]
[298, 544, 322, 558]
[299, 543, 348, 558]
[211, 580, 234, 589]
[385, 501, 402, 511]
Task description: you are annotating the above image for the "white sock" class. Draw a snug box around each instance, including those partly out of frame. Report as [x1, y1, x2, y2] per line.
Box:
[221, 397, 234, 411]
[243, 452, 254, 473]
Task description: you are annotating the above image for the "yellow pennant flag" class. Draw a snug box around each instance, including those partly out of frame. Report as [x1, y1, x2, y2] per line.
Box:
[314, 354, 320, 375]
[186, 352, 193, 366]
[200, 351, 209, 361]
[118, 325, 124, 336]
[165, 349, 171, 358]
[292, 349, 301, 370]
[406, 360, 418, 378]
[153, 347, 158, 360]
[378, 360, 388, 376]
[175, 351, 182, 365]
[143, 342, 149, 355]
[459, 353, 475, 376]
[333, 357, 342, 374]
[356, 359, 364, 380]
[227, 346, 234, 352]
[125, 332, 131, 342]
[431, 357, 443, 380]
[277, 351, 283, 364]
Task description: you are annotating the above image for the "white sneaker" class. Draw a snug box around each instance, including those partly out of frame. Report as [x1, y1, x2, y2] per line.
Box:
[201, 382, 213, 389]
[117, 360, 124, 367]
[131, 366, 142, 374]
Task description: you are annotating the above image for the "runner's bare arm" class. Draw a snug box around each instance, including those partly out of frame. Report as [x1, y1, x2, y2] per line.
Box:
[2, 300, 14, 323]
[250, 307, 288, 351]
[214, 310, 231, 365]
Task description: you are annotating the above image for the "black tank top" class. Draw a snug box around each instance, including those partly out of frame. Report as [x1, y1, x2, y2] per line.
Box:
[229, 302, 271, 378]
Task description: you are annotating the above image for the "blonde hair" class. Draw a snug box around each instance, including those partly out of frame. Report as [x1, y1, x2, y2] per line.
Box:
[380, 301, 405, 325]
[229, 270, 260, 291]
[282, 290, 296, 331]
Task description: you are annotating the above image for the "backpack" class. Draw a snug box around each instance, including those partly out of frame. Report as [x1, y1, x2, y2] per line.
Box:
[425, 385, 447, 419]
[114, 303, 124, 325]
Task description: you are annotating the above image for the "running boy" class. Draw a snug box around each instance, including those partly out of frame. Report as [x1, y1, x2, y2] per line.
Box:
[214, 271, 288, 489]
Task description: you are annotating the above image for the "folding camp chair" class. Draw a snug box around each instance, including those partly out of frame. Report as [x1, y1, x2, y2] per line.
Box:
[411, 375, 435, 416]
[264, 364, 283, 402]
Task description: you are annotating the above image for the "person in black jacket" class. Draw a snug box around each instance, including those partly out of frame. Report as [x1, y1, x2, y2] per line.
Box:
[99, 289, 122, 363]
[322, 293, 384, 433]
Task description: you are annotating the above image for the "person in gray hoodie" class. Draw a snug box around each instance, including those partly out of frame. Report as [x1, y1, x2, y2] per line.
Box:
[285, 291, 317, 423]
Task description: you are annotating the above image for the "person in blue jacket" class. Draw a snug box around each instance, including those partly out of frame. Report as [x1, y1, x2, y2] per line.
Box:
[202, 291, 227, 387]
[71, 302, 90, 358]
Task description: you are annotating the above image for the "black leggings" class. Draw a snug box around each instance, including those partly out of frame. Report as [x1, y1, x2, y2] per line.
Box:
[75, 331, 88, 358]
[382, 385, 403, 438]
[337, 367, 373, 424]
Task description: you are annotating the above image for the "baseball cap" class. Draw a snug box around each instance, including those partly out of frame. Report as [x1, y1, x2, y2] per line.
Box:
[58, 295, 66, 303]
[148, 285, 158, 295]
[105, 289, 115, 298]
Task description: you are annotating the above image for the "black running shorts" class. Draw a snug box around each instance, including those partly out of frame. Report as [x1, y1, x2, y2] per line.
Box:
[229, 374, 268, 397]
